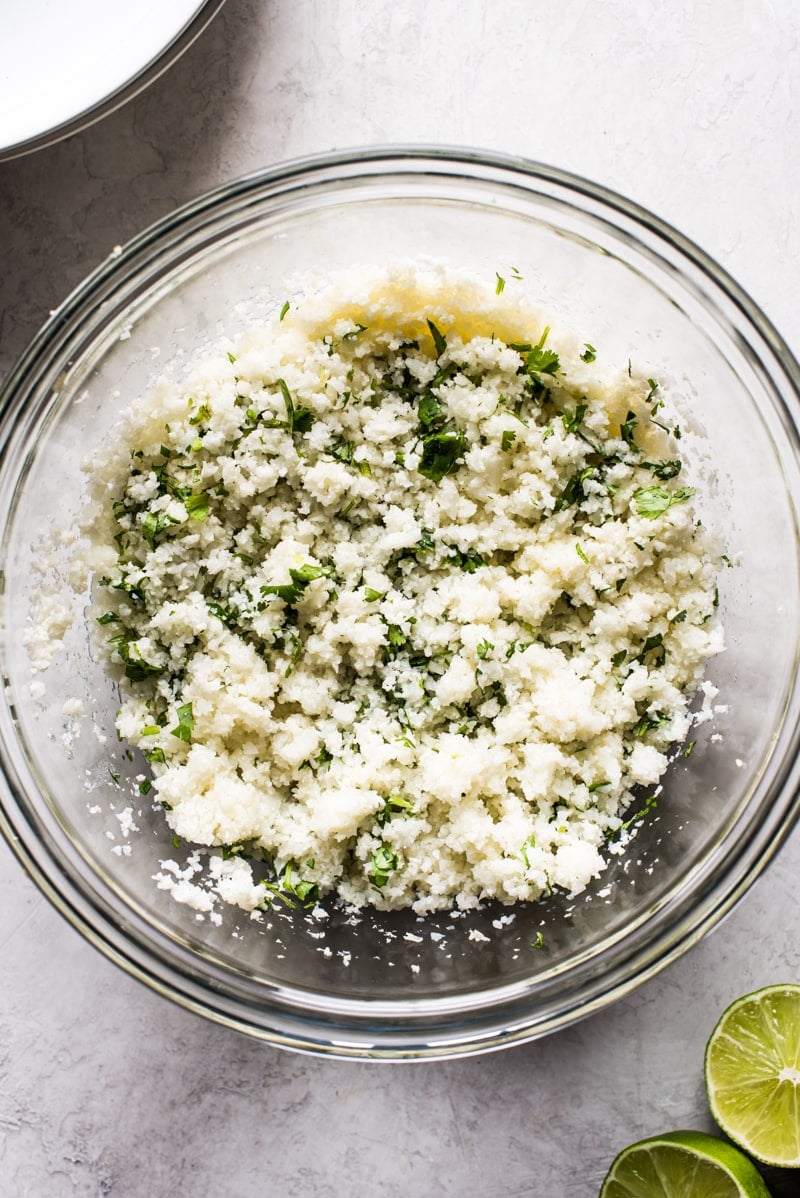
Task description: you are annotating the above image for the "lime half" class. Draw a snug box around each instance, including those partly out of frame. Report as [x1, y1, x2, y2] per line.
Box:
[705, 982, 800, 1168]
[600, 1130, 771, 1197]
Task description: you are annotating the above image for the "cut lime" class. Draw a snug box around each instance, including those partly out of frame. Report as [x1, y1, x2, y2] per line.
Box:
[600, 1130, 771, 1197]
[705, 982, 800, 1168]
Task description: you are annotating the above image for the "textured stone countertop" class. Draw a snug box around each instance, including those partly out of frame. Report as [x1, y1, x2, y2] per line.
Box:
[1, 2, 799, 1195]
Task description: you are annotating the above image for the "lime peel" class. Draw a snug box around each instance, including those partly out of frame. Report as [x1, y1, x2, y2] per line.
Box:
[600, 1129, 771, 1197]
[705, 982, 800, 1168]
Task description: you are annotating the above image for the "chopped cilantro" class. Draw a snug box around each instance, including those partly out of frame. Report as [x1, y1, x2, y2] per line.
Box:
[369, 844, 399, 888]
[331, 437, 354, 464]
[262, 561, 334, 606]
[562, 402, 588, 436]
[427, 319, 447, 359]
[580, 343, 596, 363]
[418, 393, 443, 427]
[170, 703, 194, 743]
[636, 632, 665, 667]
[620, 410, 638, 450]
[376, 795, 414, 827]
[188, 402, 211, 427]
[448, 548, 486, 573]
[341, 323, 367, 341]
[315, 746, 333, 771]
[108, 632, 164, 683]
[386, 624, 408, 654]
[476, 639, 493, 659]
[644, 459, 681, 480]
[495, 272, 506, 294]
[634, 485, 696, 519]
[141, 509, 180, 550]
[279, 300, 290, 321]
[184, 493, 209, 521]
[418, 430, 465, 482]
[277, 377, 315, 436]
[364, 587, 384, 603]
[614, 793, 658, 835]
[632, 711, 670, 738]
[575, 542, 589, 564]
[501, 429, 516, 452]
[525, 326, 560, 377]
[554, 465, 597, 513]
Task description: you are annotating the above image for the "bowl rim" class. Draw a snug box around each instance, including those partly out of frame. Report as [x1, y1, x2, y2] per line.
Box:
[0, 0, 226, 163]
[2, 144, 800, 1059]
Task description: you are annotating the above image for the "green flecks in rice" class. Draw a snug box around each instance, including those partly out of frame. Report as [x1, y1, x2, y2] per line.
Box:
[92, 268, 723, 914]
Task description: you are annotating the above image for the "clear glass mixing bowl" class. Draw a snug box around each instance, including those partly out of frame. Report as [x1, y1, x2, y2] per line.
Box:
[1, 148, 799, 1059]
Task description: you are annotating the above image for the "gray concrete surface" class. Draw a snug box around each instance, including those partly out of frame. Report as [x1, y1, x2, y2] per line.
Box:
[1, 2, 799, 1195]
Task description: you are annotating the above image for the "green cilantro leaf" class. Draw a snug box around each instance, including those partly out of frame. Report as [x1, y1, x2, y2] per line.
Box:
[620, 410, 638, 450]
[170, 703, 194, 742]
[376, 795, 414, 827]
[526, 326, 560, 377]
[562, 403, 588, 436]
[369, 843, 399, 888]
[634, 485, 696, 519]
[277, 377, 315, 436]
[184, 493, 209, 521]
[419, 430, 465, 482]
[418, 394, 443, 427]
[448, 548, 487, 573]
[427, 319, 447, 359]
[261, 562, 333, 605]
[643, 459, 681, 480]
[141, 509, 180, 550]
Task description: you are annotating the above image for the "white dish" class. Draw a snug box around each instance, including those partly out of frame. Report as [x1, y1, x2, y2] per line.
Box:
[0, 0, 224, 161]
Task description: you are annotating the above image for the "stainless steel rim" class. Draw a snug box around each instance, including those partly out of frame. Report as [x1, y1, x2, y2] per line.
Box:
[0, 0, 226, 163]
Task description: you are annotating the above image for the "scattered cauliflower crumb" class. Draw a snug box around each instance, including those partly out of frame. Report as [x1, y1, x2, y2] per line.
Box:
[79, 264, 722, 916]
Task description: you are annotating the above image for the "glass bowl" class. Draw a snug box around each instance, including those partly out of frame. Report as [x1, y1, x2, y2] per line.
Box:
[1, 147, 799, 1060]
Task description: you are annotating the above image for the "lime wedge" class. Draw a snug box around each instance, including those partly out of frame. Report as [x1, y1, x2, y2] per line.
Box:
[705, 982, 800, 1168]
[600, 1130, 771, 1197]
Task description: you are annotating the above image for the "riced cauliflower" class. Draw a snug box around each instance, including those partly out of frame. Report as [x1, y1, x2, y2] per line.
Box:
[88, 264, 723, 914]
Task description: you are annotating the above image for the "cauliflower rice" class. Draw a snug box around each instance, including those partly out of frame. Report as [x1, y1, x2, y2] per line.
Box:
[88, 264, 723, 914]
